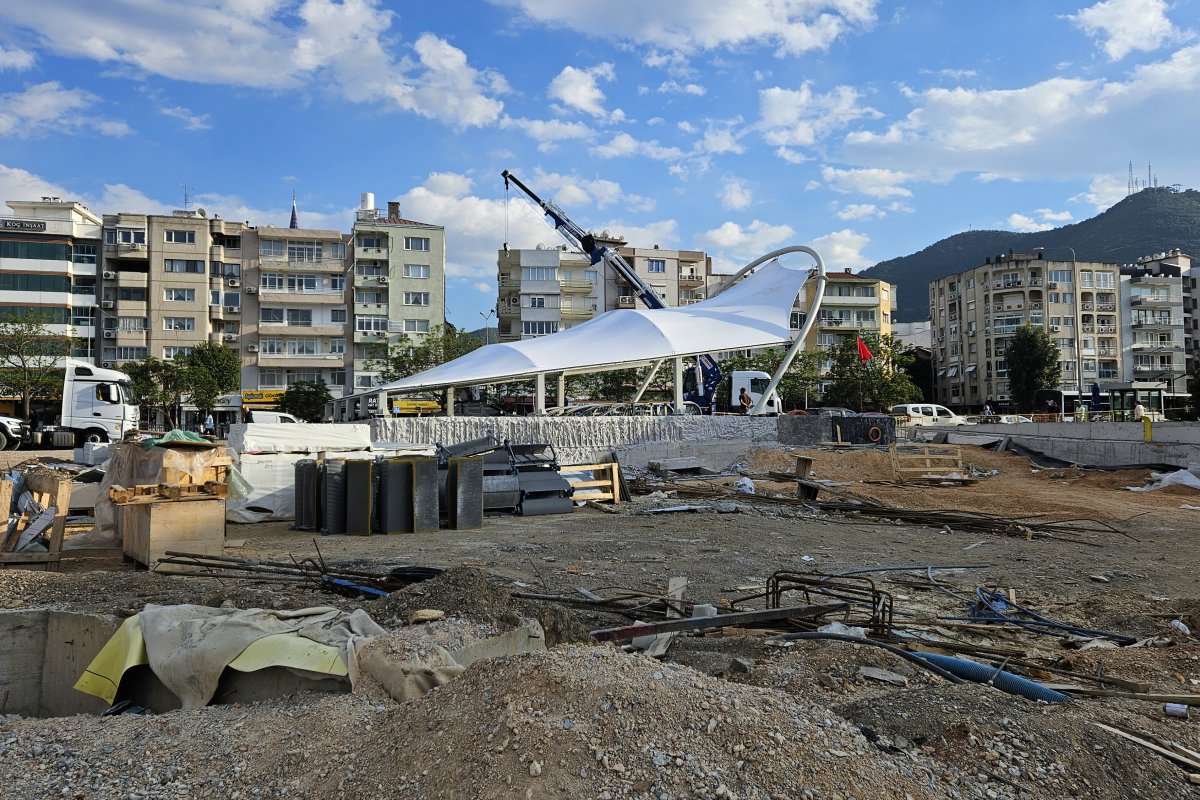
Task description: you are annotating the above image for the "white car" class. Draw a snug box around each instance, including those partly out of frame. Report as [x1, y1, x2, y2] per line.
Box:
[891, 403, 974, 426]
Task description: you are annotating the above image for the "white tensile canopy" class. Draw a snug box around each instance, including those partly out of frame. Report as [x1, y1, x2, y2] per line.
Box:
[374, 258, 810, 394]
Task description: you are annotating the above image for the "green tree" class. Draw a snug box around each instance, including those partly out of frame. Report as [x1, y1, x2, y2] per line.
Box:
[1006, 323, 1060, 412]
[279, 380, 333, 422]
[125, 357, 186, 429]
[0, 311, 74, 418]
[179, 342, 241, 417]
[372, 324, 483, 381]
[821, 333, 922, 412]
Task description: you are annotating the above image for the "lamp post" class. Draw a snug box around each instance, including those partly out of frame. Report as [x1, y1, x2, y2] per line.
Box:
[1035, 246, 1084, 410]
[480, 309, 495, 345]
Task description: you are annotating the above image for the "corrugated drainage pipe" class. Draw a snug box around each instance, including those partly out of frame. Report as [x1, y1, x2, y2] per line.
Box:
[914, 652, 1071, 703]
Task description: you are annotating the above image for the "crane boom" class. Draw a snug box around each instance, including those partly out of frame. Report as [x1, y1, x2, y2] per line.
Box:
[501, 170, 667, 310]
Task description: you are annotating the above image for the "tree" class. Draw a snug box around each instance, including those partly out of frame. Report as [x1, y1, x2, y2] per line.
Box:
[0, 311, 74, 418]
[1006, 323, 1060, 412]
[179, 342, 241, 417]
[373, 324, 483, 381]
[125, 357, 186, 429]
[279, 380, 332, 422]
[821, 333, 922, 411]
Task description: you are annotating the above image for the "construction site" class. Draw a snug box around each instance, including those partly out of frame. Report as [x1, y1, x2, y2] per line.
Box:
[0, 406, 1198, 800]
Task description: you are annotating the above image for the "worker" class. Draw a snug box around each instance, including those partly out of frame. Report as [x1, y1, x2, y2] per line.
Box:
[739, 388, 753, 414]
[982, 403, 993, 416]
[1132, 400, 1145, 421]
[204, 412, 215, 435]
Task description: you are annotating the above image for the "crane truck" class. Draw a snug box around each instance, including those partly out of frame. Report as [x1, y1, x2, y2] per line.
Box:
[501, 170, 728, 411]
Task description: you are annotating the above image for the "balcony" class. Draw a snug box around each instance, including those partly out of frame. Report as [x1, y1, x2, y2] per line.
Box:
[355, 246, 388, 258]
[678, 271, 704, 286]
[1081, 324, 1095, 333]
[1028, 277, 1043, 287]
[823, 294, 880, 306]
[1132, 319, 1179, 329]
[352, 273, 388, 288]
[1097, 324, 1117, 333]
[259, 321, 346, 337]
[105, 242, 148, 259]
[354, 302, 390, 314]
[1097, 303, 1116, 312]
[559, 280, 594, 293]
[1131, 295, 1176, 306]
[617, 296, 636, 309]
[257, 352, 347, 369]
[259, 288, 346, 304]
[1132, 340, 1183, 351]
[208, 304, 241, 319]
[560, 305, 595, 319]
[352, 329, 392, 344]
[1082, 302, 1094, 311]
[261, 255, 349, 272]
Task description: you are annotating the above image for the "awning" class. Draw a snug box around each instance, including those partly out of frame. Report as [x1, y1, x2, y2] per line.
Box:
[947, 366, 959, 378]
[937, 369, 947, 377]
[965, 365, 977, 374]
[373, 259, 811, 394]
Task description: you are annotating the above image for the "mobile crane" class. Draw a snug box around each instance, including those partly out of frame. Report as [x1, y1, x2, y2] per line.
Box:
[501, 170, 723, 409]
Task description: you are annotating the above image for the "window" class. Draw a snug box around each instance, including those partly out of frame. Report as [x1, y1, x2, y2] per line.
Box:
[404, 237, 430, 251]
[330, 275, 345, 291]
[403, 319, 430, 333]
[102, 346, 147, 361]
[647, 258, 666, 273]
[403, 263, 429, 279]
[163, 317, 194, 331]
[288, 243, 323, 262]
[356, 315, 389, 332]
[118, 287, 147, 301]
[403, 292, 429, 306]
[259, 338, 283, 355]
[528, 296, 545, 308]
[355, 262, 385, 276]
[287, 338, 319, 355]
[522, 321, 558, 336]
[329, 369, 346, 386]
[164, 259, 204, 273]
[286, 308, 312, 327]
[0, 273, 71, 292]
[104, 228, 146, 246]
[358, 236, 385, 249]
[522, 267, 557, 282]
[356, 291, 386, 304]
[287, 274, 319, 292]
[117, 316, 147, 332]
[260, 369, 285, 387]
[1049, 270, 1073, 283]
[261, 273, 284, 290]
[1096, 271, 1116, 289]
[165, 230, 195, 244]
[260, 240, 284, 257]
[330, 308, 347, 323]
[163, 346, 193, 360]
[330, 243, 346, 259]
[261, 307, 284, 324]
[355, 374, 379, 388]
[224, 293, 240, 307]
[72, 244, 98, 264]
[329, 338, 346, 354]
[164, 288, 195, 302]
[1078, 270, 1094, 288]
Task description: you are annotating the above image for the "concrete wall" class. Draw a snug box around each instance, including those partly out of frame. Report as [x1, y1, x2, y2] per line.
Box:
[370, 415, 781, 470]
[953, 421, 1200, 468]
[0, 610, 121, 717]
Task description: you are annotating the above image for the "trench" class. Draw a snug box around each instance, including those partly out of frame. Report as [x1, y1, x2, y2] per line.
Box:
[0, 610, 347, 718]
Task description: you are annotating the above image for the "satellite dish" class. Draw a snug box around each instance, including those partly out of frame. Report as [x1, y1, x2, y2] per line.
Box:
[197, 208, 206, 217]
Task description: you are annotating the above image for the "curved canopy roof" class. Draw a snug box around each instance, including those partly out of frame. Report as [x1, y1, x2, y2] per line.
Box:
[375, 258, 809, 394]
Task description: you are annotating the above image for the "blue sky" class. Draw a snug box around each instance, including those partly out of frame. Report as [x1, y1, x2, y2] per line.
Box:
[1, 0, 1198, 328]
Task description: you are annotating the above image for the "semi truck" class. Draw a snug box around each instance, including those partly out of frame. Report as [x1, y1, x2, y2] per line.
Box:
[55, 360, 139, 445]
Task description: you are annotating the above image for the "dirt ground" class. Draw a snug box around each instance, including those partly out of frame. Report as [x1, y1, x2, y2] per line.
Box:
[0, 442, 1198, 799]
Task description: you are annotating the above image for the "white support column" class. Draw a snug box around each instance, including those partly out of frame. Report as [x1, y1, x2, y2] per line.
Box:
[376, 390, 387, 418]
[445, 388, 455, 417]
[535, 373, 546, 415]
[672, 357, 685, 413]
[556, 374, 566, 408]
[631, 359, 665, 403]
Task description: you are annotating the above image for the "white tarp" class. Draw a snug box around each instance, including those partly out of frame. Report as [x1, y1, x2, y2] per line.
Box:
[226, 422, 372, 455]
[377, 259, 809, 393]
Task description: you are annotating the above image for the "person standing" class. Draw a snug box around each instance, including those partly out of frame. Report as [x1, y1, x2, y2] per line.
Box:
[739, 388, 753, 414]
[204, 412, 215, 435]
[1132, 400, 1145, 421]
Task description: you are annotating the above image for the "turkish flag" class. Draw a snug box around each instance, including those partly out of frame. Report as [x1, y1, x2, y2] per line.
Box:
[856, 336, 873, 362]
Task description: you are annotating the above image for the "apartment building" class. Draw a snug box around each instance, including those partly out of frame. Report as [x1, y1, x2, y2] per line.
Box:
[1, 198, 102, 362]
[495, 235, 713, 341]
[98, 209, 247, 369]
[1120, 249, 1191, 395]
[929, 250, 1124, 407]
[349, 195, 446, 391]
[240, 226, 350, 402]
[795, 268, 895, 350]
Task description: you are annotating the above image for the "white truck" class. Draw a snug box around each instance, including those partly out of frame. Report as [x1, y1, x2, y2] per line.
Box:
[57, 360, 139, 445]
[731, 370, 783, 415]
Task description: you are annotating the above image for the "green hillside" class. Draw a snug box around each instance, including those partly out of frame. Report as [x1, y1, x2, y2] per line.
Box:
[863, 187, 1200, 322]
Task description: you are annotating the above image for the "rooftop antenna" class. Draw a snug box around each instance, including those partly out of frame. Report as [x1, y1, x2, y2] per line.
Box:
[1128, 161, 1134, 195]
[179, 183, 192, 210]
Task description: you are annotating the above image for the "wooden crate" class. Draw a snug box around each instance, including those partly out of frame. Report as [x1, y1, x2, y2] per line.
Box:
[121, 498, 226, 571]
[561, 462, 621, 504]
[889, 444, 971, 484]
[0, 472, 72, 570]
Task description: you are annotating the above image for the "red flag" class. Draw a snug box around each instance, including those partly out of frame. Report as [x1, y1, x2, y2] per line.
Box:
[856, 336, 873, 362]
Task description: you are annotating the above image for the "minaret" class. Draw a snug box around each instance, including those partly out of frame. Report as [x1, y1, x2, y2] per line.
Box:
[289, 191, 299, 229]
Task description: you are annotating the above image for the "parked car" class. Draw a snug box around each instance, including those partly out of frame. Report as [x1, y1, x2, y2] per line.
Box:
[811, 407, 858, 417]
[247, 411, 299, 424]
[891, 403, 973, 426]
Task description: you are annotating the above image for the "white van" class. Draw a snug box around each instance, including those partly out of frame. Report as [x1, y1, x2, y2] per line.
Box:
[246, 411, 300, 424]
[891, 403, 972, 427]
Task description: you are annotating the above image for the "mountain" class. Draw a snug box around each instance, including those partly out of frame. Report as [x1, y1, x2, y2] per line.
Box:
[863, 187, 1200, 322]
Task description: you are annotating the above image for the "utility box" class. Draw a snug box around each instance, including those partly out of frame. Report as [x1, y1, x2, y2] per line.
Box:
[120, 499, 226, 571]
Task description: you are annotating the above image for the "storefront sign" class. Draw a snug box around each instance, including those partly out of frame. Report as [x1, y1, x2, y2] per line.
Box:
[2, 219, 48, 232]
[242, 389, 286, 405]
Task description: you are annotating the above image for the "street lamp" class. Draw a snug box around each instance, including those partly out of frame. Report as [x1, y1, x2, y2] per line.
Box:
[480, 309, 495, 345]
[1035, 246, 1084, 408]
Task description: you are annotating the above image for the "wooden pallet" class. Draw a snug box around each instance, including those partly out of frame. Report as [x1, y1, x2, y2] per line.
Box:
[561, 462, 621, 504]
[889, 443, 974, 484]
[109, 481, 229, 505]
[0, 472, 72, 569]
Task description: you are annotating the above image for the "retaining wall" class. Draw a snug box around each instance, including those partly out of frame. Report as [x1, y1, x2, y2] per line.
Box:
[950, 421, 1200, 468]
[369, 416, 783, 469]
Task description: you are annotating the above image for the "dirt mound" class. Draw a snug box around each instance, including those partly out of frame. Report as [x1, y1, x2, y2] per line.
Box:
[835, 684, 1192, 800]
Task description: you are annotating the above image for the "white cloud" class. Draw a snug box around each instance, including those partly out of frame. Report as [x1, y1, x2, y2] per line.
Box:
[837, 203, 883, 220]
[496, 0, 878, 57]
[820, 166, 913, 198]
[514, 169, 652, 212]
[0, 2, 506, 129]
[1067, 0, 1187, 61]
[160, 105, 212, 131]
[590, 132, 685, 161]
[656, 80, 706, 96]
[1006, 213, 1053, 233]
[499, 116, 593, 151]
[0, 163, 72, 204]
[807, 228, 871, 269]
[0, 45, 34, 70]
[719, 178, 752, 210]
[0, 81, 130, 139]
[599, 219, 679, 249]
[677, 121, 697, 134]
[698, 219, 795, 251]
[758, 83, 881, 149]
[548, 62, 618, 119]
[699, 120, 746, 155]
[1071, 174, 1129, 211]
[474, 281, 493, 294]
[1037, 208, 1073, 222]
[775, 146, 810, 164]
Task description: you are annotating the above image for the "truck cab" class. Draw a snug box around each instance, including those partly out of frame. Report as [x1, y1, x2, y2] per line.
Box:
[61, 360, 138, 444]
[731, 370, 782, 415]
